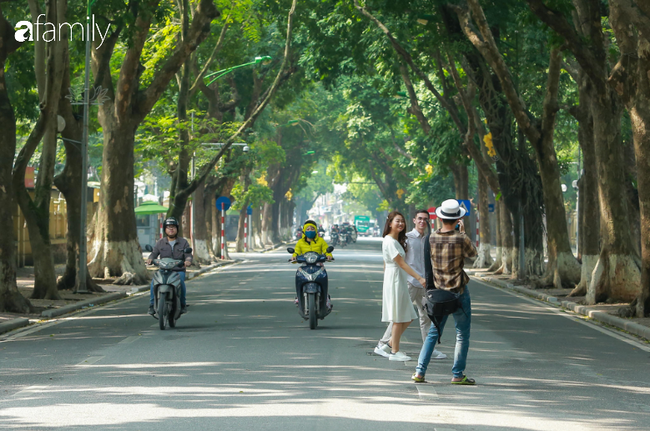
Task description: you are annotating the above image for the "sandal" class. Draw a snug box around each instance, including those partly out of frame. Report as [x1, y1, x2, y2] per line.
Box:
[451, 375, 476, 385]
[411, 373, 426, 383]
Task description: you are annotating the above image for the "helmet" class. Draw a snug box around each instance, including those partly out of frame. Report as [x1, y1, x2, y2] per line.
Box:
[302, 220, 318, 232]
[163, 217, 179, 228]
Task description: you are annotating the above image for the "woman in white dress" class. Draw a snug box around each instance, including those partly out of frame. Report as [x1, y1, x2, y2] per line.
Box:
[382, 211, 427, 361]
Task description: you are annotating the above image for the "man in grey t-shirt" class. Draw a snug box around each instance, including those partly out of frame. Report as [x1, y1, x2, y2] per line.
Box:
[374, 209, 446, 360]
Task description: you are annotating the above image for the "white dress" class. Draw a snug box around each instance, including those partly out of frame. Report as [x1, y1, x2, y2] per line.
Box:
[382, 236, 418, 323]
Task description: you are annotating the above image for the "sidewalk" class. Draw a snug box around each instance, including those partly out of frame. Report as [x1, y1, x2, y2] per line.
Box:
[0, 242, 285, 335]
[467, 268, 650, 342]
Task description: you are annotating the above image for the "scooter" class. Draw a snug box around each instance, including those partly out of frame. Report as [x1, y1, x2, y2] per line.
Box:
[144, 245, 192, 330]
[338, 230, 347, 247]
[330, 231, 339, 246]
[288, 246, 334, 329]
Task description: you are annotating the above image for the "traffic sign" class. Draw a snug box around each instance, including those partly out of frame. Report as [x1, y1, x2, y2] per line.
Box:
[247, 205, 253, 215]
[216, 196, 231, 211]
[457, 199, 471, 216]
[428, 206, 437, 220]
[488, 203, 495, 213]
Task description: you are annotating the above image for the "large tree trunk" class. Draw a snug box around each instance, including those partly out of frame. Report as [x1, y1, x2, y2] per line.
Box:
[236, 172, 251, 252]
[569, 69, 600, 297]
[192, 178, 212, 264]
[609, 0, 650, 316]
[526, 0, 641, 304]
[12, 0, 66, 300]
[88, 0, 219, 282]
[0, 7, 32, 312]
[54, 56, 103, 292]
[474, 177, 494, 268]
[457, 3, 580, 287]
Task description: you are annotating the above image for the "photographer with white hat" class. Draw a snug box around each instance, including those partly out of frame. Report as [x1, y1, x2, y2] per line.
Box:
[412, 199, 478, 385]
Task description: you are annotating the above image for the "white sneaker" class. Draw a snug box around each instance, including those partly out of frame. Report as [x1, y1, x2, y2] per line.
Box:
[373, 342, 391, 358]
[431, 349, 447, 359]
[389, 351, 412, 361]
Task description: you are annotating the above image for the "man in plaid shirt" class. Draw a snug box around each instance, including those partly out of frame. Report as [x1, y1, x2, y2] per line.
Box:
[412, 199, 478, 385]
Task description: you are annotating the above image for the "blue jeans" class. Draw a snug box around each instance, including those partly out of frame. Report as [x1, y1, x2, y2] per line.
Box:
[416, 286, 471, 379]
[150, 271, 186, 307]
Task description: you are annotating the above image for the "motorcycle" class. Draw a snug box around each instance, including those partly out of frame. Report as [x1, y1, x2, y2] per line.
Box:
[295, 229, 303, 240]
[338, 230, 348, 247]
[144, 244, 192, 330]
[288, 246, 334, 329]
[330, 231, 339, 246]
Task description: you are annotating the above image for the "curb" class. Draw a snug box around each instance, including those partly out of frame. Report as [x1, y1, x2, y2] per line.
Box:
[41, 292, 127, 318]
[472, 274, 650, 341]
[0, 318, 30, 335]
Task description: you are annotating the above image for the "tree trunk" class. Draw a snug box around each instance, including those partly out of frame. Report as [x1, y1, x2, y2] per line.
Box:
[488, 194, 503, 272]
[525, 0, 641, 304]
[192, 178, 212, 264]
[474, 177, 493, 268]
[236, 172, 251, 252]
[609, 0, 650, 316]
[12, 0, 66, 300]
[88, 0, 219, 282]
[0, 7, 31, 312]
[569, 70, 600, 297]
[253, 205, 263, 248]
[495, 200, 513, 275]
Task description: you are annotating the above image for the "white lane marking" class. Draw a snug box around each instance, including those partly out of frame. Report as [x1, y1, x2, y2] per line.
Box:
[118, 336, 139, 344]
[13, 385, 48, 397]
[472, 278, 650, 353]
[76, 356, 104, 366]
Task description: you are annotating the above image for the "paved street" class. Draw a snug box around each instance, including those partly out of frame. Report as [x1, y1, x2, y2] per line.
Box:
[1, 238, 649, 430]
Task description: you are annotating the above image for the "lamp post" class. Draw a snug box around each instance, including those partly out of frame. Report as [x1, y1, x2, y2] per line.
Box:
[77, 0, 97, 293]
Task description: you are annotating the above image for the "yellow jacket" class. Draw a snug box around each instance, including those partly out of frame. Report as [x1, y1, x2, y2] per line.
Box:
[293, 236, 332, 258]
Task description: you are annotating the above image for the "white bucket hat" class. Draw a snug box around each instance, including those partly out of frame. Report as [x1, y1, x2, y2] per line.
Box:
[435, 199, 467, 220]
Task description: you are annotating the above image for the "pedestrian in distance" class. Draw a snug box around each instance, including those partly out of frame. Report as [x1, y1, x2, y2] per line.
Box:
[412, 199, 478, 385]
[380, 211, 427, 362]
[375, 209, 447, 360]
[147, 217, 193, 315]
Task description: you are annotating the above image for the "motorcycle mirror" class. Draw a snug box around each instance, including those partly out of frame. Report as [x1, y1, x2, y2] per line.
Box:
[184, 247, 193, 253]
[287, 248, 295, 254]
[144, 244, 153, 252]
[326, 246, 334, 253]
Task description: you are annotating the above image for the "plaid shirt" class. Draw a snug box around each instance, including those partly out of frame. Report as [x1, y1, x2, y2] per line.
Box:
[429, 229, 477, 291]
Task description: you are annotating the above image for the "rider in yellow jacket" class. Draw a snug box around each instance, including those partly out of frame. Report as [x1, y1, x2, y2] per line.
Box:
[291, 220, 333, 310]
[291, 220, 333, 260]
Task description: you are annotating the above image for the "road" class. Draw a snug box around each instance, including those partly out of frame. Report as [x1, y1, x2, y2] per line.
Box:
[1, 237, 649, 430]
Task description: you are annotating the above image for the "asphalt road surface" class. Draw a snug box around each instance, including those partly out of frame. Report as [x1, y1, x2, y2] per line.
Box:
[1, 237, 649, 430]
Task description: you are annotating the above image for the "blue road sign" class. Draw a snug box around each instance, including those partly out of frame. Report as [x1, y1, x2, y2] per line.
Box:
[457, 199, 471, 216]
[247, 205, 253, 215]
[488, 203, 495, 213]
[216, 196, 231, 211]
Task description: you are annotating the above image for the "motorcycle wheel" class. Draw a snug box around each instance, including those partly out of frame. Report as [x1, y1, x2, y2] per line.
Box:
[308, 293, 318, 330]
[168, 303, 176, 328]
[158, 297, 167, 330]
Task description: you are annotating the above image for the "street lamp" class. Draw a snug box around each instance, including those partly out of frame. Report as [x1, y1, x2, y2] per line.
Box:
[204, 56, 272, 86]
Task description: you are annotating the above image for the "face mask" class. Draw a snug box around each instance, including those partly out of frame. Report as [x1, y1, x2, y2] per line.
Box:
[305, 231, 317, 239]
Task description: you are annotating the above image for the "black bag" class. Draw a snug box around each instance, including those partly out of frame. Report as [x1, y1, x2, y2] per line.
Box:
[424, 288, 463, 344]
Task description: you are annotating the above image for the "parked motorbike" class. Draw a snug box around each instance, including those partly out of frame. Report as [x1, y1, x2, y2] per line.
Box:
[288, 246, 334, 329]
[144, 244, 192, 330]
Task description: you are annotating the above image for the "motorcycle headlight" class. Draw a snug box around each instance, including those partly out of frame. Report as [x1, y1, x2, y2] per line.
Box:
[304, 252, 319, 264]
